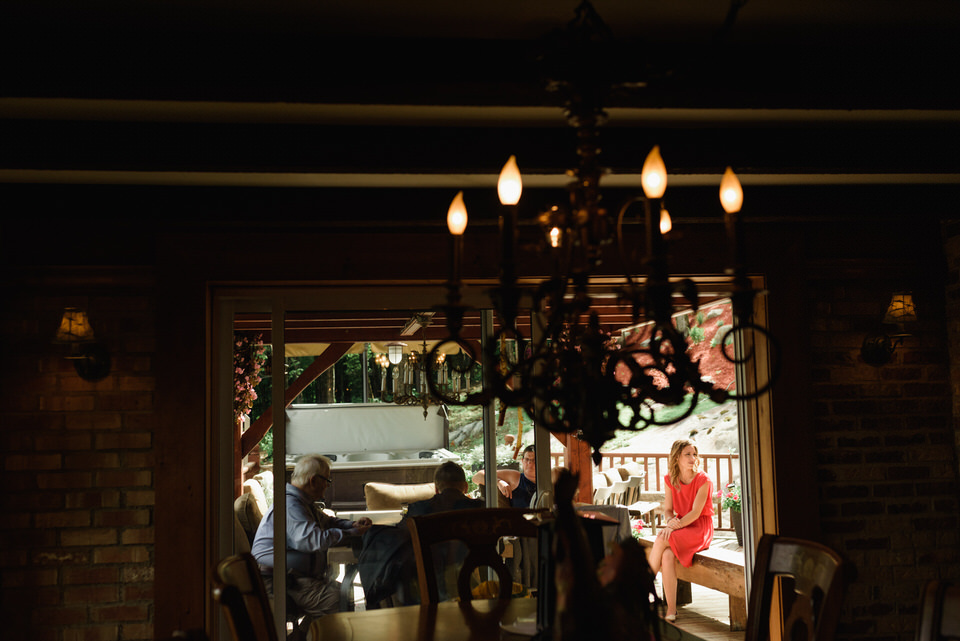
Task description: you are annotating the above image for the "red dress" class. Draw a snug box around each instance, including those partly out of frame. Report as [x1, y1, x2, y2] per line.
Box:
[664, 471, 714, 567]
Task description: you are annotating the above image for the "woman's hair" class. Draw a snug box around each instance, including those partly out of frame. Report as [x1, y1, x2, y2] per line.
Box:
[291, 454, 332, 487]
[668, 438, 700, 489]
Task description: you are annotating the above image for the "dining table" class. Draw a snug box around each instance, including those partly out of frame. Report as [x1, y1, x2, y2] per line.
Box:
[310, 597, 708, 641]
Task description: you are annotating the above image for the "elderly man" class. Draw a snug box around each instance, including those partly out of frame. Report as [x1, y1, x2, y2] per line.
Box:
[251, 454, 372, 618]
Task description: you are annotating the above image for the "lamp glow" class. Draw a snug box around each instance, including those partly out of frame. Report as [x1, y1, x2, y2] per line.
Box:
[659, 207, 672, 234]
[641, 146, 667, 199]
[387, 342, 405, 365]
[498, 155, 522, 206]
[549, 226, 562, 248]
[720, 167, 743, 214]
[447, 191, 468, 235]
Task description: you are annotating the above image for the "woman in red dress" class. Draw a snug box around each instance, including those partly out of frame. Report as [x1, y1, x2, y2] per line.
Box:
[647, 438, 714, 621]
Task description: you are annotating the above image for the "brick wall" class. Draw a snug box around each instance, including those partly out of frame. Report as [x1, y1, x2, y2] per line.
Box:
[0, 270, 157, 641]
[807, 227, 960, 641]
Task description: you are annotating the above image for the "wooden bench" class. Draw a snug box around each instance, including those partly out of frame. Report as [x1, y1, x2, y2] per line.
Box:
[638, 536, 746, 631]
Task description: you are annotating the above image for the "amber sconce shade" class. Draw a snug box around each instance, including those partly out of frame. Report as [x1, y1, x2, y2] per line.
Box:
[53, 307, 111, 381]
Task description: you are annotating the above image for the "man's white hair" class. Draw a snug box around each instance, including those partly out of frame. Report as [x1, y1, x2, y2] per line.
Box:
[291, 454, 332, 487]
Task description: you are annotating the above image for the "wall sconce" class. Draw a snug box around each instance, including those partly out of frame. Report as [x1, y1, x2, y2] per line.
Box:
[53, 307, 111, 381]
[860, 292, 917, 366]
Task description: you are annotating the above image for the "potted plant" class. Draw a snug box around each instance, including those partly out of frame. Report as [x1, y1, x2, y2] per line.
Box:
[718, 482, 743, 546]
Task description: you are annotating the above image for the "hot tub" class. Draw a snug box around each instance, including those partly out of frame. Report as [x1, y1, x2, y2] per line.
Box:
[284, 403, 460, 511]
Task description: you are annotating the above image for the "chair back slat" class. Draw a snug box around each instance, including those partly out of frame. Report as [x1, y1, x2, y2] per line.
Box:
[408, 508, 543, 605]
[917, 581, 960, 641]
[212, 553, 280, 641]
[745, 535, 844, 641]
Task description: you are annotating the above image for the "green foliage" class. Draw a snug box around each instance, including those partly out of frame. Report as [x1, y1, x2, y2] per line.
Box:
[718, 482, 741, 512]
[259, 429, 273, 464]
[710, 325, 732, 349]
[688, 326, 705, 344]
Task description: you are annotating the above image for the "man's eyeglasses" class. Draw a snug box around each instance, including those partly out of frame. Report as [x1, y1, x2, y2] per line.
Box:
[317, 475, 333, 484]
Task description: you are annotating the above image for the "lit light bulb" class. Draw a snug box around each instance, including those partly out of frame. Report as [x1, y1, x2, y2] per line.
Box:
[659, 207, 672, 234]
[549, 226, 562, 248]
[447, 191, 468, 235]
[641, 145, 667, 199]
[719, 167, 743, 214]
[498, 155, 522, 206]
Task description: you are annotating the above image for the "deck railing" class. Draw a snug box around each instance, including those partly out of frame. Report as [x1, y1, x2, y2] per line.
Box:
[549, 451, 740, 531]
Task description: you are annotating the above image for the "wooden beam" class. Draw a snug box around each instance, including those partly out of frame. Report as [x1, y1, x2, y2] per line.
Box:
[239, 343, 352, 457]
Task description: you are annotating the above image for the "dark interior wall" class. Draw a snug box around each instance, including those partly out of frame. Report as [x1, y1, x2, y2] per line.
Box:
[2, 190, 960, 640]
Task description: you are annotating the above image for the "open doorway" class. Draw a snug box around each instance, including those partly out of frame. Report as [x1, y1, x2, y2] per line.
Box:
[210, 279, 776, 638]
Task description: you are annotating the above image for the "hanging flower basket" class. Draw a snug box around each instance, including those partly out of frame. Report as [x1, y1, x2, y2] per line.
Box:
[234, 333, 267, 425]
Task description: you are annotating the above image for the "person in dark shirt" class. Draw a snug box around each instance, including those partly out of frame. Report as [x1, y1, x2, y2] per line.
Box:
[471, 444, 537, 507]
[358, 461, 482, 605]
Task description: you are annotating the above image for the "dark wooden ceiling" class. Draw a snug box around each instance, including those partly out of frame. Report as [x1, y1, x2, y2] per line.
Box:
[5, 1, 957, 345]
[3, 0, 959, 196]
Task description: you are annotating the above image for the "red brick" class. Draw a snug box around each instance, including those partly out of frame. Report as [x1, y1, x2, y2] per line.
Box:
[95, 470, 152, 488]
[93, 545, 150, 564]
[36, 510, 91, 528]
[31, 605, 89, 626]
[36, 471, 93, 490]
[123, 583, 154, 601]
[62, 624, 120, 641]
[35, 433, 92, 450]
[123, 452, 154, 468]
[65, 490, 120, 509]
[118, 376, 155, 391]
[64, 452, 120, 469]
[96, 509, 150, 528]
[62, 566, 119, 584]
[125, 490, 155, 506]
[121, 566, 154, 583]
[121, 527, 154, 545]
[91, 603, 149, 622]
[64, 412, 123, 431]
[121, 622, 154, 640]
[64, 584, 118, 604]
[61, 528, 117, 547]
[5, 453, 62, 471]
[94, 432, 152, 450]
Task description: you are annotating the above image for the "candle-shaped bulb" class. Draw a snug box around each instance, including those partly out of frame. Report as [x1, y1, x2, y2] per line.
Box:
[447, 191, 468, 235]
[641, 145, 667, 199]
[549, 226, 562, 248]
[498, 155, 522, 206]
[659, 207, 672, 234]
[720, 167, 743, 214]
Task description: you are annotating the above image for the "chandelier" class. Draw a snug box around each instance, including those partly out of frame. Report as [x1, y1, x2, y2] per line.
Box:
[420, 1, 779, 461]
[382, 316, 470, 419]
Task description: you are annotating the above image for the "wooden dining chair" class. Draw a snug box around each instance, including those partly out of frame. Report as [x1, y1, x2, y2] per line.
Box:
[745, 535, 845, 641]
[916, 581, 960, 641]
[212, 553, 280, 641]
[407, 507, 543, 605]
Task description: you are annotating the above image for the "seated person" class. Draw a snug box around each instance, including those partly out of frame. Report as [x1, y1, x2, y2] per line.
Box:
[472, 444, 537, 507]
[251, 454, 372, 620]
[407, 460, 484, 516]
[358, 461, 482, 606]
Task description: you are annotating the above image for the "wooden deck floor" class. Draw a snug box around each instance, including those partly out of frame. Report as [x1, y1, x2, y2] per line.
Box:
[657, 532, 746, 641]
